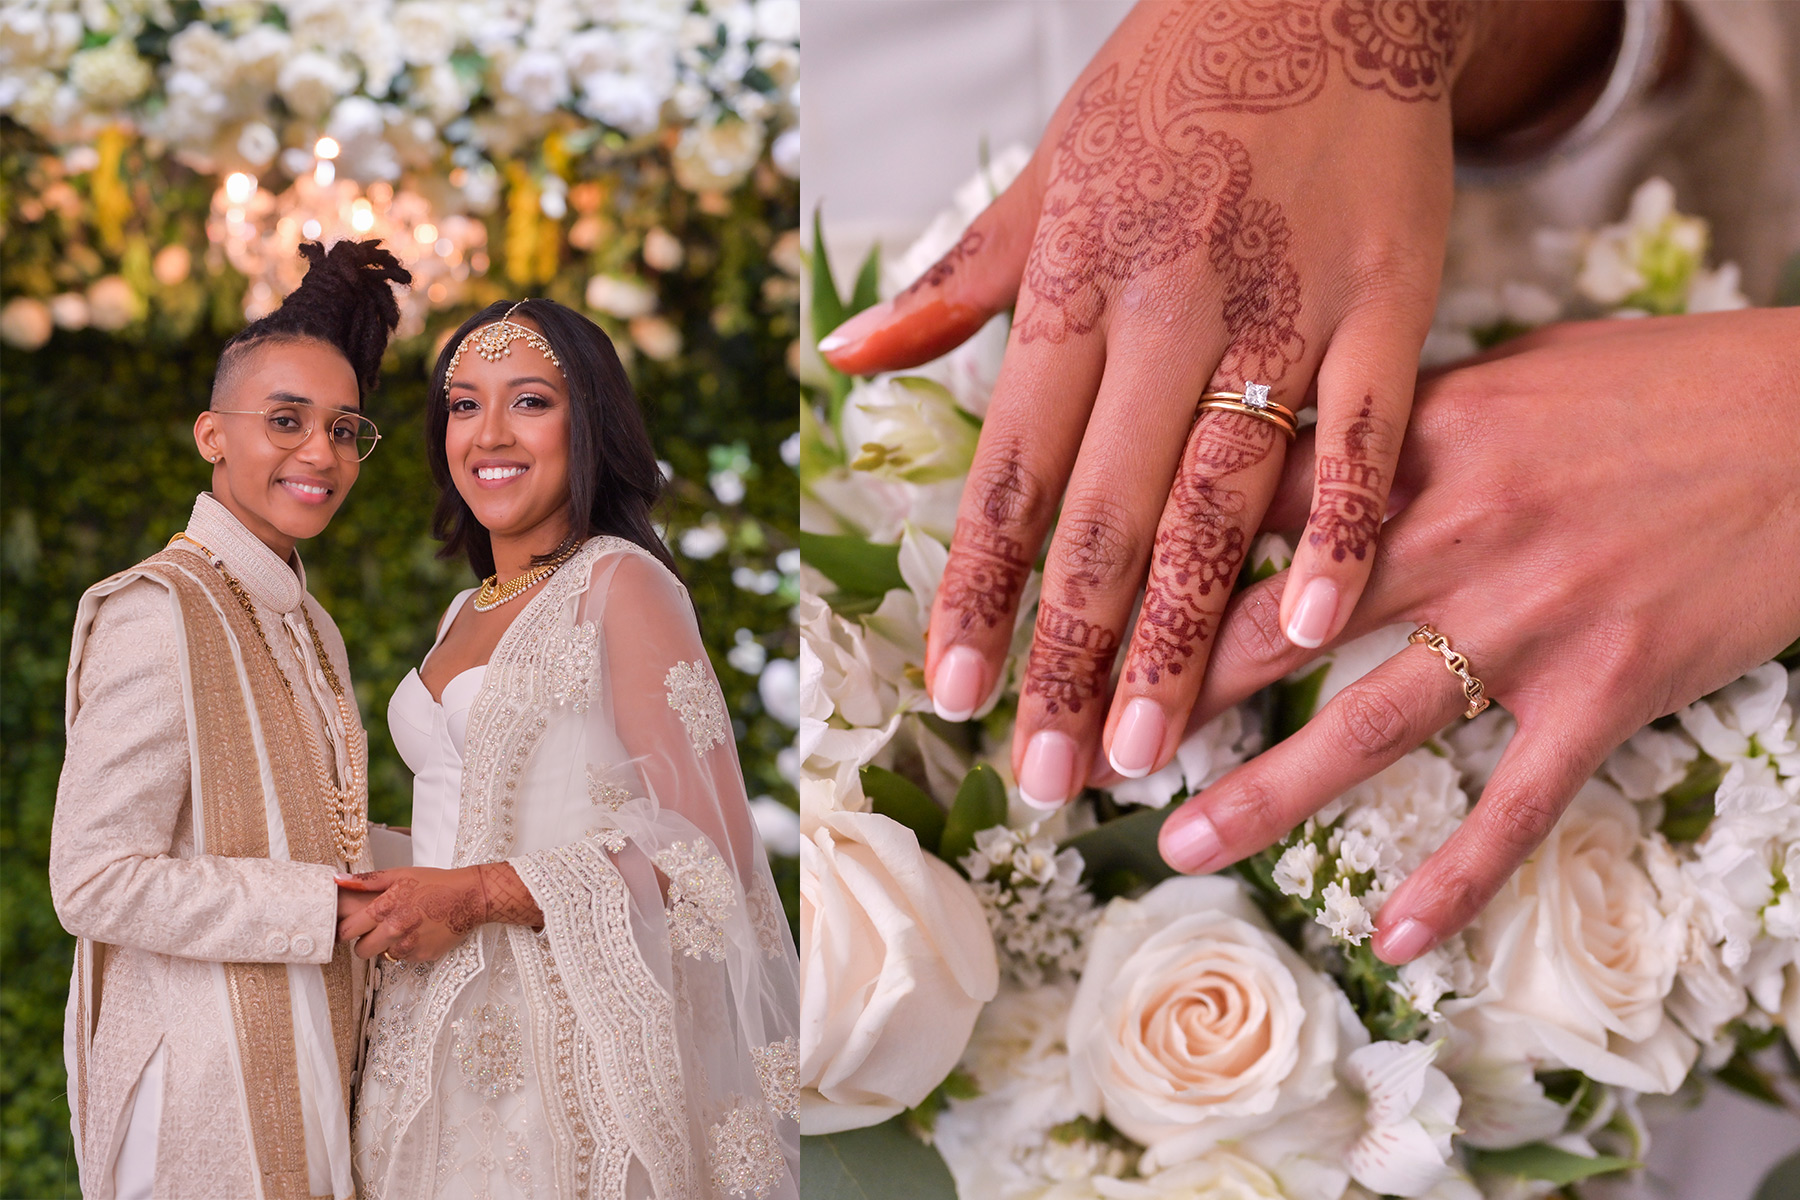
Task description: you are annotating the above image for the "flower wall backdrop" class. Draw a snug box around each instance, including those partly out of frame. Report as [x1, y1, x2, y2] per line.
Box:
[798, 165, 1800, 1200]
[0, 4, 799, 1195]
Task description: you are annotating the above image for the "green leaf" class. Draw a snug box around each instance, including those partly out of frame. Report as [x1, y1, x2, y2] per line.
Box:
[862, 765, 946, 851]
[1273, 663, 1330, 741]
[1061, 805, 1179, 893]
[810, 206, 848, 347]
[850, 242, 882, 316]
[1659, 754, 1724, 842]
[799, 532, 904, 598]
[1468, 1145, 1637, 1186]
[1715, 1047, 1788, 1108]
[1754, 1148, 1800, 1200]
[939, 764, 1008, 868]
[802, 1120, 958, 1200]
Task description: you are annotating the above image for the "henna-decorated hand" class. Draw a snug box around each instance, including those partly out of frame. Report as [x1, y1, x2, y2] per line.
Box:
[1156, 308, 1800, 963]
[818, 0, 1624, 808]
[335, 863, 543, 962]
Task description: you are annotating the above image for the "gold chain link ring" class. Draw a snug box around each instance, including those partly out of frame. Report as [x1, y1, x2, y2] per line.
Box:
[1409, 624, 1491, 719]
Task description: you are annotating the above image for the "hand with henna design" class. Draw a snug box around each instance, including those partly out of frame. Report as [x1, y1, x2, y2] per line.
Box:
[335, 863, 543, 963]
[817, 0, 1628, 809]
[1156, 308, 1800, 963]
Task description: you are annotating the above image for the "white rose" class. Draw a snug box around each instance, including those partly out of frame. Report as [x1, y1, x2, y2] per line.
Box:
[277, 51, 356, 119]
[577, 70, 666, 136]
[86, 276, 138, 331]
[0, 296, 53, 350]
[286, 0, 358, 52]
[758, 657, 799, 729]
[1450, 782, 1696, 1093]
[1068, 875, 1349, 1170]
[585, 273, 658, 319]
[770, 126, 799, 178]
[235, 120, 278, 166]
[48, 292, 89, 330]
[393, 0, 460, 67]
[672, 118, 764, 193]
[502, 47, 571, 114]
[68, 37, 152, 106]
[799, 810, 999, 1133]
[168, 23, 234, 86]
[229, 26, 292, 91]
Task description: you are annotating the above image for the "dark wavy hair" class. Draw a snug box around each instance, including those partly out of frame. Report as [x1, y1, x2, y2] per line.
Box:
[210, 239, 413, 407]
[426, 299, 679, 581]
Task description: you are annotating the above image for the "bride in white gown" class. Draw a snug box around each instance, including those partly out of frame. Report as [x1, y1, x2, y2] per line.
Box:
[339, 299, 798, 1200]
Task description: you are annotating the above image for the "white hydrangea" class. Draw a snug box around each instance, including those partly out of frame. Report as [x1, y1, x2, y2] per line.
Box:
[961, 826, 1100, 987]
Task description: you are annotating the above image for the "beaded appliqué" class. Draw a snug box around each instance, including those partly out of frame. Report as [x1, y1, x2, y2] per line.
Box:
[653, 840, 737, 962]
[586, 764, 631, 811]
[665, 658, 728, 756]
[452, 1002, 525, 1099]
[745, 876, 788, 961]
[708, 1098, 786, 1199]
[751, 1037, 799, 1122]
[545, 620, 598, 713]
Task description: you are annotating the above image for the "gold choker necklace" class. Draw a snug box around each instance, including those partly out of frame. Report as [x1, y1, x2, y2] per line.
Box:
[473, 538, 584, 612]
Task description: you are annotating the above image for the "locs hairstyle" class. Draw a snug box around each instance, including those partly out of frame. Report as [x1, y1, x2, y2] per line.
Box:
[210, 239, 414, 406]
[427, 298, 680, 581]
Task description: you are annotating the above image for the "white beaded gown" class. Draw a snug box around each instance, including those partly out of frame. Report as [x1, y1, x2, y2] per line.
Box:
[354, 538, 799, 1200]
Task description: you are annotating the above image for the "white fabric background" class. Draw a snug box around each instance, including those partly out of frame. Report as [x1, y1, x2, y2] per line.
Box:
[799, 3, 1800, 1197]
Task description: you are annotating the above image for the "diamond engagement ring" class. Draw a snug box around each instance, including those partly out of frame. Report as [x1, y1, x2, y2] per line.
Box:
[1196, 381, 1298, 440]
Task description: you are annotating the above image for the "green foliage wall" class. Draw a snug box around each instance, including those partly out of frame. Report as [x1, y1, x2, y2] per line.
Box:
[0, 182, 798, 1198]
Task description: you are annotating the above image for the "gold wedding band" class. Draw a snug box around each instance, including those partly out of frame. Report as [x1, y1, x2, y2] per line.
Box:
[1196, 381, 1298, 441]
[382, 949, 401, 964]
[1409, 624, 1491, 719]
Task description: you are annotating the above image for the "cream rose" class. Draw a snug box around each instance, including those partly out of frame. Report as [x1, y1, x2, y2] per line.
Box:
[1068, 876, 1349, 1171]
[1451, 782, 1696, 1093]
[799, 810, 999, 1133]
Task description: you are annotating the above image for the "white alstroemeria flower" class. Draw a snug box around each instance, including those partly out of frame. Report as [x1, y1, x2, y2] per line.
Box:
[1577, 177, 1714, 313]
[844, 376, 980, 485]
[1679, 663, 1799, 776]
[1687, 262, 1750, 312]
[1603, 726, 1699, 802]
[1439, 1011, 1570, 1150]
[1341, 1040, 1461, 1198]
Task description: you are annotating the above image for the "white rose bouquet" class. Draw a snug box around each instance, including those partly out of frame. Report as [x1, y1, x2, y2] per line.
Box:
[799, 166, 1800, 1199]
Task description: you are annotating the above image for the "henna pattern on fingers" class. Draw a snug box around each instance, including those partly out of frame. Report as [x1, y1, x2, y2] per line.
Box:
[903, 229, 985, 298]
[365, 875, 484, 956]
[1125, 415, 1276, 685]
[1027, 604, 1120, 715]
[1308, 398, 1386, 562]
[940, 456, 1039, 632]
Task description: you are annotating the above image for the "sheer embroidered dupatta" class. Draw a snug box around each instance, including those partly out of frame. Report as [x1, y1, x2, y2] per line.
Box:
[356, 538, 798, 1200]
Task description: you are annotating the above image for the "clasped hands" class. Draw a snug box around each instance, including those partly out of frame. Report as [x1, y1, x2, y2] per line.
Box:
[818, 1, 1800, 966]
[336, 862, 543, 963]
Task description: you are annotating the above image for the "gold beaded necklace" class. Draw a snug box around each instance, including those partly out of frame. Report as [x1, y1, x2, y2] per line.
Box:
[472, 537, 584, 612]
[168, 532, 368, 863]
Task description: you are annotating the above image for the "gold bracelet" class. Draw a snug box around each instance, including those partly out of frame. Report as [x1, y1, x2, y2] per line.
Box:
[1409, 624, 1491, 719]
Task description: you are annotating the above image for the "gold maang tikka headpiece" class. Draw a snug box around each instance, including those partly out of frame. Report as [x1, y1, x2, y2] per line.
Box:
[444, 301, 563, 381]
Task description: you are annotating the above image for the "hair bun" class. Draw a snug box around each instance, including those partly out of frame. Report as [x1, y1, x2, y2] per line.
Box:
[214, 237, 415, 403]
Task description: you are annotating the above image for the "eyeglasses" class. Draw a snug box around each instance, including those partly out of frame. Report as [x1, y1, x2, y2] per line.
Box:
[213, 402, 382, 462]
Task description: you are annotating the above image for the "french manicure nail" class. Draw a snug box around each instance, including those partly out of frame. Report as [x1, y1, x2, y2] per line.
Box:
[817, 300, 895, 354]
[1161, 810, 1224, 873]
[931, 646, 985, 721]
[1017, 731, 1078, 810]
[1377, 916, 1435, 964]
[1286, 577, 1339, 649]
[1108, 697, 1166, 779]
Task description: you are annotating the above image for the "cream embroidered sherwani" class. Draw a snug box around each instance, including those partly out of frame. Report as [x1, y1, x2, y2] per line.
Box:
[50, 493, 372, 1200]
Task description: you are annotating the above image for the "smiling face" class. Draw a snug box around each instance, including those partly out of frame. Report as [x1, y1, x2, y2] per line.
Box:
[443, 317, 574, 560]
[193, 338, 363, 559]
